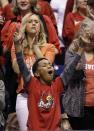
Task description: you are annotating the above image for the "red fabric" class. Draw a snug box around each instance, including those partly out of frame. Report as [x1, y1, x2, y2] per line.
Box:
[63, 0, 74, 29]
[27, 76, 64, 130]
[0, 56, 6, 65]
[62, 12, 84, 46]
[2, 4, 15, 21]
[84, 59, 94, 106]
[37, 0, 57, 26]
[1, 20, 18, 51]
[1, 14, 60, 52]
[43, 15, 60, 52]
[64, 0, 74, 19]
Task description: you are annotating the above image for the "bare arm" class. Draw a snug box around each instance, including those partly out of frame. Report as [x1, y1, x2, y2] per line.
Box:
[33, 45, 44, 59]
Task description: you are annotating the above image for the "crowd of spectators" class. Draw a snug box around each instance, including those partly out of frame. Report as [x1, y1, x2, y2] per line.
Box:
[0, 0, 94, 130]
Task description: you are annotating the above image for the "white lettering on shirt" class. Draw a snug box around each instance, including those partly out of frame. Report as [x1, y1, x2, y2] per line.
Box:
[85, 64, 94, 70]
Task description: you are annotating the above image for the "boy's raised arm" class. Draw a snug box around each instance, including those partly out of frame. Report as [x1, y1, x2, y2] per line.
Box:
[16, 52, 31, 84]
[13, 30, 31, 85]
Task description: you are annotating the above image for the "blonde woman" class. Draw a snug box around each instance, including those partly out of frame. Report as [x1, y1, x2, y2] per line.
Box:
[11, 13, 55, 131]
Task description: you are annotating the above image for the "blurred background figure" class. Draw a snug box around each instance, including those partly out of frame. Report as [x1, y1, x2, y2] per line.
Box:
[50, 0, 67, 47]
[37, 0, 57, 32]
[62, 0, 87, 48]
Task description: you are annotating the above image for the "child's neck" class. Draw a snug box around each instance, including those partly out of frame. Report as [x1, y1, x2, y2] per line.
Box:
[39, 78, 52, 86]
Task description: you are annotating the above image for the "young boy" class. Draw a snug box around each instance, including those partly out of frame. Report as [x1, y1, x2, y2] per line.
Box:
[14, 36, 84, 131]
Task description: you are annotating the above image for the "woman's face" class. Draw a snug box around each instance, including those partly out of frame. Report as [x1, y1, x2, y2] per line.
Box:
[25, 15, 40, 35]
[16, 0, 31, 11]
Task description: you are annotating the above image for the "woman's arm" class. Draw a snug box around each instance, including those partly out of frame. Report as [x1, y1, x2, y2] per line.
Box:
[33, 45, 44, 59]
[60, 47, 84, 86]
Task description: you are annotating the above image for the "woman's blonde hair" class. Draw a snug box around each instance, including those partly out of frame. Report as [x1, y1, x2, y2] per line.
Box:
[20, 13, 47, 52]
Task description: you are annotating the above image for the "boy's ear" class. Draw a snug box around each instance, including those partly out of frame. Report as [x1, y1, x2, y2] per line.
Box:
[34, 72, 40, 78]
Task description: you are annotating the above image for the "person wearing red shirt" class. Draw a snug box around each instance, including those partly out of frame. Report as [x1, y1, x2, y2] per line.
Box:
[37, 0, 57, 30]
[62, 0, 87, 48]
[63, 0, 74, 25]
[0, 0, 60, 130]
[13, 34, 83, 130]
[1, 0, 60, 53]
[0, 0, 15, 67]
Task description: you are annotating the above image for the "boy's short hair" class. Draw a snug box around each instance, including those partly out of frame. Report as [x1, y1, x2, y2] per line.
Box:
[87, 0, 94, 5]
[32, 58, 48, 74]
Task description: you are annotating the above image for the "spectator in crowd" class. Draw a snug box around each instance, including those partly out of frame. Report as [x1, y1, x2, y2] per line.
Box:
[0, 0, 60, 126]
[1, 0, 60, 53]
[63, 18, 94, 130]
[13, 22, 84, 131]
[12, 13, 55, 131]
[62, 0, 87, 48]
[0, 0, 15, 23]
[37, 0, 57, 31]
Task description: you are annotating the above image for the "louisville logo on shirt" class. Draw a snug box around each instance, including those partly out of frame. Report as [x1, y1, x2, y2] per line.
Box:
[38, 93, 54, 109]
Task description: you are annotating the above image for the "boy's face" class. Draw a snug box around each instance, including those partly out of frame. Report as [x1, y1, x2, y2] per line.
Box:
[36, 59, 54, 84]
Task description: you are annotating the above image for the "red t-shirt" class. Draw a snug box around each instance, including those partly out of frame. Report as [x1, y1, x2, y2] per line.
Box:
[62, 12, 84, 46]
[84, 58, 94, 106]
[27, 76, 64, 130]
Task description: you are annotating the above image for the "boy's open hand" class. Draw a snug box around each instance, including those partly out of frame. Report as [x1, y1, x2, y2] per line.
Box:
[13, 26, 24, 45]
[13, 26, 24, 52]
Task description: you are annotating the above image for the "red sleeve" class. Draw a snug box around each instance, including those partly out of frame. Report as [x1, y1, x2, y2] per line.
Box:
[55, 77, 64, 95]
[3, 4, 15, 20]
[1, 21, 17, 51]
[62, 12, 75, 41]
[43, 15, 60, 53]
[63, 0, 74, 26]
